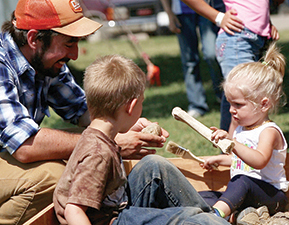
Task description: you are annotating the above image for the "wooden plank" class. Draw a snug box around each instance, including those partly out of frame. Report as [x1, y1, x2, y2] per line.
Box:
[23, 203, 58, 225]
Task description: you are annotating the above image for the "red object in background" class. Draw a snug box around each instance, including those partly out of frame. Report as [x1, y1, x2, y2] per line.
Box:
[142, 52, 161, 86]
[147, 64, 161, 86]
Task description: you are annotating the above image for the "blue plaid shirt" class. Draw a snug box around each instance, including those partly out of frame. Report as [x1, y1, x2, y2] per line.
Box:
[0, 32, 87, 154]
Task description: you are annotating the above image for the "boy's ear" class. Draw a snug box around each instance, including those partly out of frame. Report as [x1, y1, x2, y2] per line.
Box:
[126, 98, 138, 115]
[260, 97, 270, 111]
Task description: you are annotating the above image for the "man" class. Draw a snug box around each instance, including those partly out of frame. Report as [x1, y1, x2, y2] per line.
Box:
[0, 0, 168, 223]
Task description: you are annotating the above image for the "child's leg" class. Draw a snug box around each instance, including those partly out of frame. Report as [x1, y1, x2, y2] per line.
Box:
[198, 190, 223, 206]
[213, 201, 231, 218]
[214, 175, 288, 217]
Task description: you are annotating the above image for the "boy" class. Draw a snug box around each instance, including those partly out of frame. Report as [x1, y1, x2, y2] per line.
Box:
[53, 54, 146, 224]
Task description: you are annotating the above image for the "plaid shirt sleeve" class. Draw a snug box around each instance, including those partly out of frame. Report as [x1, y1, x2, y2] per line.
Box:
[0, 66, 40, 155]
[47, 65, 87, 125]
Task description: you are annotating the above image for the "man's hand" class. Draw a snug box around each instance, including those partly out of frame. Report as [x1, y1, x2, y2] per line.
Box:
[115, 118, 169, 159]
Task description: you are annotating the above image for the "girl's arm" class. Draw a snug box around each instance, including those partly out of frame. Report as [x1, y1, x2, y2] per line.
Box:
[181, 0, 243, 35]
[233, 127, 283, 169]
[199, 127, 232, 170]
[64, 203, 91, 225]
[201, 154, 232, 171]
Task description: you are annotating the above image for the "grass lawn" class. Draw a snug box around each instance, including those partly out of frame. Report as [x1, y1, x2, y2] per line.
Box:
[42, 30, 289, 158]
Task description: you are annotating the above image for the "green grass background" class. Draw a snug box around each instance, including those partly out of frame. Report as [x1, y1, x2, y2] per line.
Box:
[42, 30, 289, 158]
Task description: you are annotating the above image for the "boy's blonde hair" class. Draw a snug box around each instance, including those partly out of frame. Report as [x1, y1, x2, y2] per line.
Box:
[84, 54, 146, 119]
[224, 42, 286, 113]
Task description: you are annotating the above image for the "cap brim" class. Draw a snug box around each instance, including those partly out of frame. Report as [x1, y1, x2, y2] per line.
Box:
[51, 17, 102, 37]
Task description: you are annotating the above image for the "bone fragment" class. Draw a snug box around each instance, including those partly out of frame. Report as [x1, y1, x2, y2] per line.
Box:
[172, 107, 234, 154]
[141, 123, 162, 136]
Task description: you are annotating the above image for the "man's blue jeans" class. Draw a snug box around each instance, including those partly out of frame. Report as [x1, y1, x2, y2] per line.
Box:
[176, 13, 223, 115]
[113, 155, 230, 225]
[216, 28, 266, 130]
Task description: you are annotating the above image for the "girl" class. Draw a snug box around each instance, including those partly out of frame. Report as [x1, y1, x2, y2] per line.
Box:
[200, 42, 288, 221]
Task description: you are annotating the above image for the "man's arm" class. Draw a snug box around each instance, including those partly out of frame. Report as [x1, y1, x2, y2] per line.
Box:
[13, 117, 169, 163]
[12, 128, 81, 163]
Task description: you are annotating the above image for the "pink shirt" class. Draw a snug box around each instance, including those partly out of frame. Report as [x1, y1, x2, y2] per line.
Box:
[222, 0, 270, 37]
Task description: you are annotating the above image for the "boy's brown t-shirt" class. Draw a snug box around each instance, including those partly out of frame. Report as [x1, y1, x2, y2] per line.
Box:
[53, 127, 128, 225]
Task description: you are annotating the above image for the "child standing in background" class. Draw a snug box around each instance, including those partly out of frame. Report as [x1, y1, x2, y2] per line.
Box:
[200, 43, 288, 222]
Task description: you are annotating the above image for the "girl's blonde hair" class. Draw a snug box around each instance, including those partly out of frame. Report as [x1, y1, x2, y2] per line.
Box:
[83, 54, 146, 119]
[223, 42, 286, 113]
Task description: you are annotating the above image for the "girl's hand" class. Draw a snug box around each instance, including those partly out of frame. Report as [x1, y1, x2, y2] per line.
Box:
[200, 156, 220, 172]
[221, 9, 244, 35]
[200, 154, 232, 171]
[210, 127, 230, 144]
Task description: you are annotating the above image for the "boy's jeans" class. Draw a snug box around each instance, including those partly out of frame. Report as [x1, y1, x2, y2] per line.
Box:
[113, 155, 230, 225]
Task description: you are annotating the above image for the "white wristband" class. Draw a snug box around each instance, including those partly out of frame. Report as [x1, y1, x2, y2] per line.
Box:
[215, 12, 225, 27]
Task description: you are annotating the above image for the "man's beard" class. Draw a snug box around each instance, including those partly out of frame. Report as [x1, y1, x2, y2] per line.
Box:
[31, 48, 69, 79]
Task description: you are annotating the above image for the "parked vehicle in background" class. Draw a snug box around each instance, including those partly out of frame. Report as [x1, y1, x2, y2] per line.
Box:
[80, 0, 169, 40]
